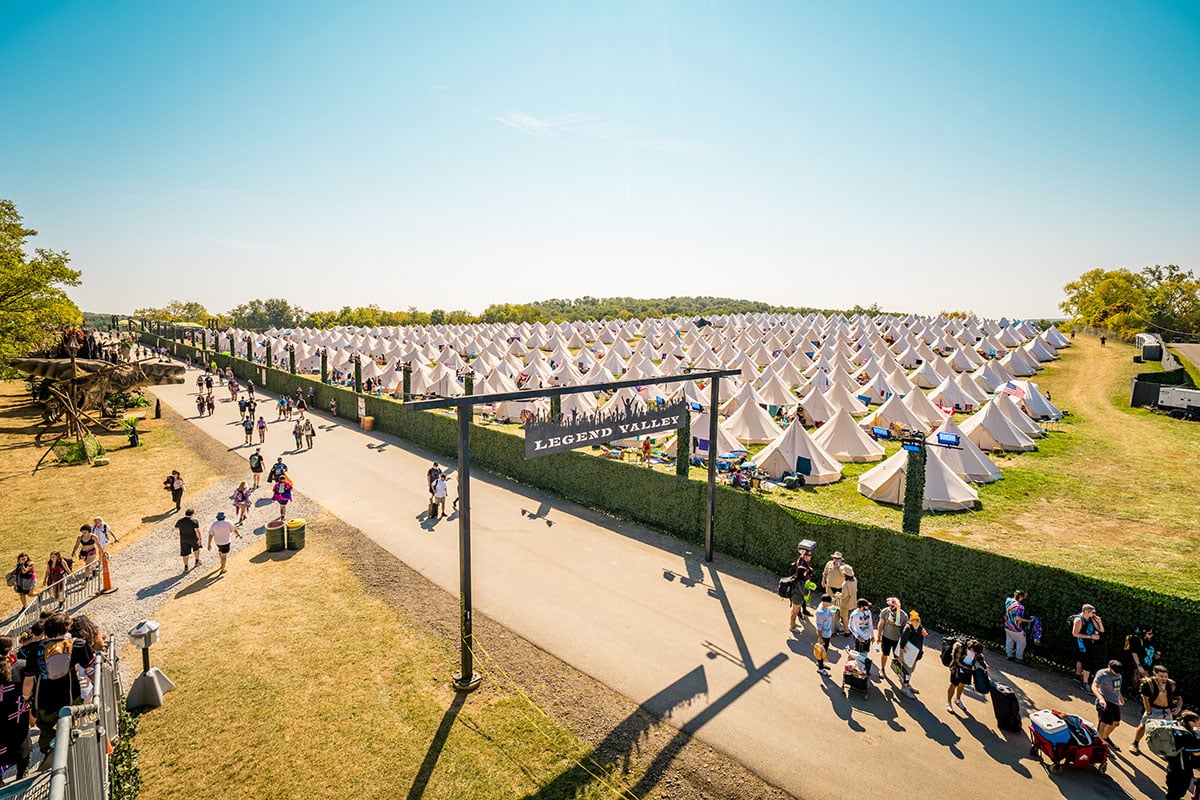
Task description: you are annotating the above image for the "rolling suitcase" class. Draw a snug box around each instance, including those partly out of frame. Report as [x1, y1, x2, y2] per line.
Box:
[428, 499, 438, 518]
[990, 680, 1022, 732]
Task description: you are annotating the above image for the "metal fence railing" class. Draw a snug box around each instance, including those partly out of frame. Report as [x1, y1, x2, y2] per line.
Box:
[2, 568, 102, 640]
[0, 639, 121, 800]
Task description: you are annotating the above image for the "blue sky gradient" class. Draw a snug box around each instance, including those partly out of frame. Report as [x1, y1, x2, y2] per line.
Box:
[2, 1, 1197, 318]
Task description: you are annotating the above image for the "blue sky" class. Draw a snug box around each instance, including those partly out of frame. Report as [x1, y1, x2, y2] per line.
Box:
[2, 1, 1197, 319]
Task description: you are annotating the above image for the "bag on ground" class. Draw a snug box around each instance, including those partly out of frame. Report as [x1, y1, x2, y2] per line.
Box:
[989, 680, 1022, 732]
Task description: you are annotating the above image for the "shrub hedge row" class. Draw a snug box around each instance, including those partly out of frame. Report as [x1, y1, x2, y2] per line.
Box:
[156, 335, 1200, 695]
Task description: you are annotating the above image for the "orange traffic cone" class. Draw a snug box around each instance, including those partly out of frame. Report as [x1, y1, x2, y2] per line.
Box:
[97, 551, 118, 595]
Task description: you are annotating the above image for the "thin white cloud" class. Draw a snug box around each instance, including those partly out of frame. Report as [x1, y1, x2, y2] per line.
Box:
[491, 110, 709, 155]
[428, 84, 448, 92]
[213, 239, 331, 256]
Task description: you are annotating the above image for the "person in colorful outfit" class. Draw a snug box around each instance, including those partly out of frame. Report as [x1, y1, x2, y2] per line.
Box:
[1004, 590, 1032, 662]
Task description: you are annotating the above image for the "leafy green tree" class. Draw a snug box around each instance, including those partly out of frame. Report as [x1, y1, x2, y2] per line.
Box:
[0, 199, 82, 369]
[134, 300, 209, 323]
[228, 298, 304, 330]
[1060, 265, 1199, 340]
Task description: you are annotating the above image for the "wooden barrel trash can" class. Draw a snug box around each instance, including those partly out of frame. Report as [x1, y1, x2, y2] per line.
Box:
[265, 519, 286, 552]
[285, 518, 307, 551]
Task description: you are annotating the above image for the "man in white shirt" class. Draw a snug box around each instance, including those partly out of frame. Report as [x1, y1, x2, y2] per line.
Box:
[432, 475, 449, 518]
[92, 516, 119, 547]
[848, 599, 875, 656]
[207, 511, 243, 575]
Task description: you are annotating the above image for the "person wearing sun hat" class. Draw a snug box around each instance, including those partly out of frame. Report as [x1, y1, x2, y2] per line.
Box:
[835, 563, 857, 636]
[821, 551, 845, 597]
[897, 610, 927, 698]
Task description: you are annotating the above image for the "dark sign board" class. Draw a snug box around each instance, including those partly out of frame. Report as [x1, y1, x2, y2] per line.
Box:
[524, 400, 687, 458]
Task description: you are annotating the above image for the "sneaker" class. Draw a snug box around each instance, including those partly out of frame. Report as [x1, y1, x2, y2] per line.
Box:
[1130, 743, 1141, 756]
[903, 686, 915, 698]
[818, 667, 831, 676]
[946, 702, 954, 712]
[955, 699, 967, 710]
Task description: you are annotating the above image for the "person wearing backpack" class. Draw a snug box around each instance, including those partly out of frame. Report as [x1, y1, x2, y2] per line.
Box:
[1163, 710, 1200, 800]
[788, 545, 815, 630]
[1071, 604, 1105, 688]
[1003, 590, 1032, 662]
[1122, 626, 1160, 696]
[249, 448, 265, 489]
[1131, 665, 1184, 756]
[19, 613, 94, 757]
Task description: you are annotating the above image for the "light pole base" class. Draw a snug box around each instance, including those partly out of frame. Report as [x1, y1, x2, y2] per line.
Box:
[452, 671, 482, 693]
[126, 667, 175, 711]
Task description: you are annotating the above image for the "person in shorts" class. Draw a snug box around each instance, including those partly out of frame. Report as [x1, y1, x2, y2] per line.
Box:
[1091, 659, 1125, 750]
[875, 597, 906, 676]
[1131, 665, 1183, 755]
[175, 509, 202, 571]
[249, 448, 265, 488]
[947, 639, 984, 713]
[1072, 604, 1105, 687]
[207, 512, 242, 575]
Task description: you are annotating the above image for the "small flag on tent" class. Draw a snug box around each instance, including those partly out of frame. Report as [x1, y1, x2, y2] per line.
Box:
[1002, 381, 1026, 399]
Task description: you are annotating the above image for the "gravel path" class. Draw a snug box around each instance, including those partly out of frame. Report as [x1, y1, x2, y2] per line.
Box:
[80, 479, 318, 685]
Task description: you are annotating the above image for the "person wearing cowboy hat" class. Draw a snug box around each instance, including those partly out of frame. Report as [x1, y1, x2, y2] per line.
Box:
[835, 563, 857, 636]
[821, 551, 845, 598]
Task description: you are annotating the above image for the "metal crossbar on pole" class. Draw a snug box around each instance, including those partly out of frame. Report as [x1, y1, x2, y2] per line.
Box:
[403, 368, 736, 690]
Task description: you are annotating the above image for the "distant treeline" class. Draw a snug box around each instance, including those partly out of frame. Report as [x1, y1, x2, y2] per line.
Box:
[1061, 265, 1199, 341]
[118, 297, 891, 331]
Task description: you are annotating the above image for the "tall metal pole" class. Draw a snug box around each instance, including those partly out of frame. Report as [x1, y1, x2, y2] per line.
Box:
[453, 402, 481, 692]
[705, 379, 719, 562]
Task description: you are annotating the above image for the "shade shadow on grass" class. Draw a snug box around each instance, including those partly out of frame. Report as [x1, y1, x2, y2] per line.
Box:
[249, 549, 299, 564]
[174, 571, 224, 598]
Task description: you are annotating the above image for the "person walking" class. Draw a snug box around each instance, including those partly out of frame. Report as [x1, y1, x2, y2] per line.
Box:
[272, 475, 293, 520]
[238, 396, 248, 421]
[8, 554, 36, 610]
[242, 415, 254, 446]
[267, 457, 288, 484]
[1122, 625, 1159, 695]
[249, 448, 265, 489]
[1131, 665, 1183, 755]
[788, 545, 815, 629]
[432, 473, 448, 518]
[835, 564, 857, 636]
[292, 420, 304, 449]
[19, 613, 94, 760]
[946, 638, 985, 713]
[896, 611, 927, 698]
[205, 393, 215, 416]
[206, 512, 243, 575]
[303, 418, 315, 449]
[813, 595, 835, 676]
[876, 597, 906, 676]
[165, 470, 185, 511]
[195, 393, 206, 417]
[91, 516, 119, 547]
[277, 396, 287, 420]
[1072, 604, 1105, 688]
[232, 482, 252, 525]
[256, 415, 267, 445]
[1091, 659, 1125, 751]
[1004, 590, 1032, 662]
[1162, 711, 1200, 800]
[175, 508, 202, 571]
[71, 525, 103, 575]
[43, 553, 71, 609]
[295, 394, 307, 418]
[0, 643, 31, 780]
[848, 599, 874, 657]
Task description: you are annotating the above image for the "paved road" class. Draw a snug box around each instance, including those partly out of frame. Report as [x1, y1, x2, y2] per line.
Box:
[153, 371, 1161, 800]
[1172, 343, 1200, 375]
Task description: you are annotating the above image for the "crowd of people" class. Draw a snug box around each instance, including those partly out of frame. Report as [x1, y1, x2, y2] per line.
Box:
[0, 611, 106, 779]
[785, 543, 1200, 797]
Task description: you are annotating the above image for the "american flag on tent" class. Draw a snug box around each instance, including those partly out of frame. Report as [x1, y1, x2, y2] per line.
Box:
[1002, 381, 1026, 399]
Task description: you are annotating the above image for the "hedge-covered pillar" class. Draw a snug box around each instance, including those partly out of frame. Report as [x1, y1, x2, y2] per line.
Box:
[245, 336, 253, 363]
[320, 350, 328, 384]
[354, 356, 362, 393]
[463, 372, 474, 395]
[902, 444, 926, 535]
[550, 394, 561, 418]
[289, 345, 296, 374]
[402, 363, 412, 401]
[676, 410, 691, 477]
[265, 342, 273, 371]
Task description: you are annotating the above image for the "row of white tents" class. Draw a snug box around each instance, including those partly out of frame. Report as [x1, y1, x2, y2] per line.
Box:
[198, 312, 1069, 512]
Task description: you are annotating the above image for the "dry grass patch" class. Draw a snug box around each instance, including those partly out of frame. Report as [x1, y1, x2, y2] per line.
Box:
[134, 523, 635, 800]
[0, 380, 220, 600]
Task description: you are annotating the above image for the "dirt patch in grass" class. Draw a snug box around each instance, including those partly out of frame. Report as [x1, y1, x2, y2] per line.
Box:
[0, 380, 220, 609]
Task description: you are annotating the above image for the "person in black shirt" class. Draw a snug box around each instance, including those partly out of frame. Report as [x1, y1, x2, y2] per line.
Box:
[1165, 710, 1200, 800]
[175, 509, 202, 571]
[20, 613, 94, 757]
[0, 636, 30, 779]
